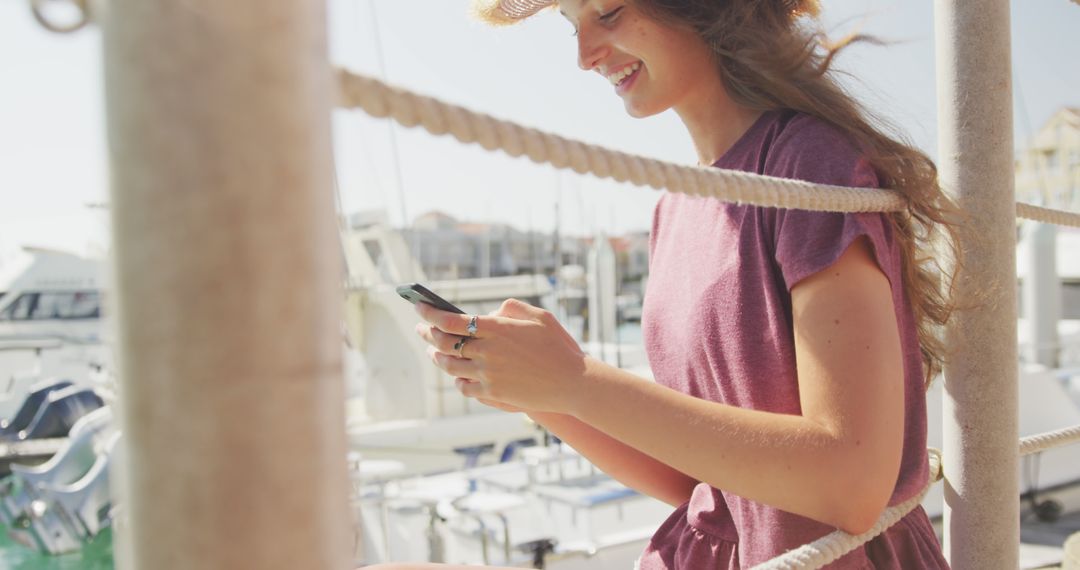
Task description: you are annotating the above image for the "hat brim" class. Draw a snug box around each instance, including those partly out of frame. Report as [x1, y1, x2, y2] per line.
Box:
[471, 0, 557, 26]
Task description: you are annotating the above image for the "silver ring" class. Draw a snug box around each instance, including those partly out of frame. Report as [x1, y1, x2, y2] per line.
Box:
[466, 316, 479, 337]
[454, 336, 470, 358]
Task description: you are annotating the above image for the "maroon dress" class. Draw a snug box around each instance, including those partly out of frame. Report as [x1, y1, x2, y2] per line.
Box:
[637, 110, 949, 569]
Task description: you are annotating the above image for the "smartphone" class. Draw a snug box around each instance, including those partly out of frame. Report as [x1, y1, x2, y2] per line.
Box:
[396, 283, 466, 314]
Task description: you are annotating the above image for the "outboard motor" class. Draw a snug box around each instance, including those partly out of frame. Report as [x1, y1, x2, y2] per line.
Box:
[0, 379, 73, 439]
[17, 387, 104, 441]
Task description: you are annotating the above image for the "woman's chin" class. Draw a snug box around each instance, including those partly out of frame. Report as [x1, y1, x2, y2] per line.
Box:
[623, 99, 664, 119]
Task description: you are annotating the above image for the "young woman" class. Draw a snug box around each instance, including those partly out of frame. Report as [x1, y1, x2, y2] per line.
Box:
[371, 0, 958, 567]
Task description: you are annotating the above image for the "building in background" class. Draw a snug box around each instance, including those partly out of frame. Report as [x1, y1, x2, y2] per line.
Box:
[354, 210, 651, 291]
[1016, 107, 1080, 210]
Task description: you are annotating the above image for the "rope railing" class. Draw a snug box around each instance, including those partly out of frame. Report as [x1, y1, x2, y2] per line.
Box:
[1017, 203, 1080, 229]
[753, 425, 1080, 570]
[751, 450, 944, 570]
[335, 69, 1080, 228]
[336, 69, 906, 214]
[1019, 424, 1080, 456]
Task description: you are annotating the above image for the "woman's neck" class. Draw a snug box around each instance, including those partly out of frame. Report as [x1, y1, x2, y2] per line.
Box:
[674, 79, 763, 167]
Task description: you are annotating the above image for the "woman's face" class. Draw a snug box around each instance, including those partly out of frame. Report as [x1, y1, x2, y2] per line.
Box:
[560, 0, 719, 118]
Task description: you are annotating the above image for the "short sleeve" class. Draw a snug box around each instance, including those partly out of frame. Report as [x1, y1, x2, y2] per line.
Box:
[759, 117, 895, 291]
[770, 207, 894, 291]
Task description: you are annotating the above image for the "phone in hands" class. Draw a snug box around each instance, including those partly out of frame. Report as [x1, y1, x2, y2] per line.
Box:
[395, 283, 466, 314]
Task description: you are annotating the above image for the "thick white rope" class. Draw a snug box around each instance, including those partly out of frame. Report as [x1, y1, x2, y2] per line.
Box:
[755, 425, 1080, 570]
[1020, 424, 1080, 456]
[750, 450, 943, 570]
[1017, 202, 1080, 229]
[336, 69, 1080, 228]
[336, 69, 905, 214]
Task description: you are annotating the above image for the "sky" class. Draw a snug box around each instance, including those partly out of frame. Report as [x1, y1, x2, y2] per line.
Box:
[1, 0, 1078, 257]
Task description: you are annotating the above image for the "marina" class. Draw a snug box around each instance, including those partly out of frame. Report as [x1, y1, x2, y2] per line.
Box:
[2, 0, 1080, 568]
[1, 222, 1079, 567]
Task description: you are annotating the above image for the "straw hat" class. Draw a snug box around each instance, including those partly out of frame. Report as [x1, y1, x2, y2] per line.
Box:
[471, 0, 821, 26]
[471, 0, 557, 26]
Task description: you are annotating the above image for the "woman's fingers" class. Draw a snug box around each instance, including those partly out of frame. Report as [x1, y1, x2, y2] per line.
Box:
[417, 325, 489, 362]
[416, 323, 461, 354]
[455, 377, 486, 399]
[414, 302, 494, 338]
[427, 346, 483, 378]
[414, 297, 583, 415]
[495, 298, 547, 322]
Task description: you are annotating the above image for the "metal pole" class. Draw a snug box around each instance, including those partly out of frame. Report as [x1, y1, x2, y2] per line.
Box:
[935, 1, 1018, 568]
[1022, 223, 1059, 368]
[102, 1, 351, 568]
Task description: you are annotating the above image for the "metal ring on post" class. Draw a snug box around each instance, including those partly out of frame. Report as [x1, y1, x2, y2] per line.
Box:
[30, 0, 91, 34]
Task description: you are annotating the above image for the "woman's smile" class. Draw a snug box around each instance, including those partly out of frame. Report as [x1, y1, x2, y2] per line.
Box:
[563, 1, 723, 120]
[607, 61, 642, 94]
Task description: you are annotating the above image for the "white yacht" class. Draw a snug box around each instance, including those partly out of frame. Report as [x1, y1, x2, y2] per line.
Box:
[0, 248, 110, 421]
[0, 247, 104, 346]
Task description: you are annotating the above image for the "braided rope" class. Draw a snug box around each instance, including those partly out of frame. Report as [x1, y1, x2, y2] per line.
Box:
[1020, 424, 1080, 456]
[751, 450, 943, 570]
[754, 424, 1080, 570]
[337, 69, 1080, 227]
[1017, 202, 1080, 229]
[336, 69, 906, 214]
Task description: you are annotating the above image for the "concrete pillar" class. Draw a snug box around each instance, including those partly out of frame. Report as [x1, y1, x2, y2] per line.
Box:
[102, 1, 351, 568]
[1022, 223, 1060, 368]
[935, 1, 1019, 568]
[587, 233, 617, 358]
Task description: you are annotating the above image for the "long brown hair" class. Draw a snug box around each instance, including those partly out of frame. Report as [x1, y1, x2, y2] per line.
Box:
[634, 0, 963, 386]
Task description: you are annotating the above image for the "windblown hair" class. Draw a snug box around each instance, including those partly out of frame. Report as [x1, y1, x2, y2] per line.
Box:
[634, 0, 963, 386]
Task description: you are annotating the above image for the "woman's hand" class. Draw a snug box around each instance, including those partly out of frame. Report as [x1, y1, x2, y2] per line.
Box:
[414, 298, 589, 415]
